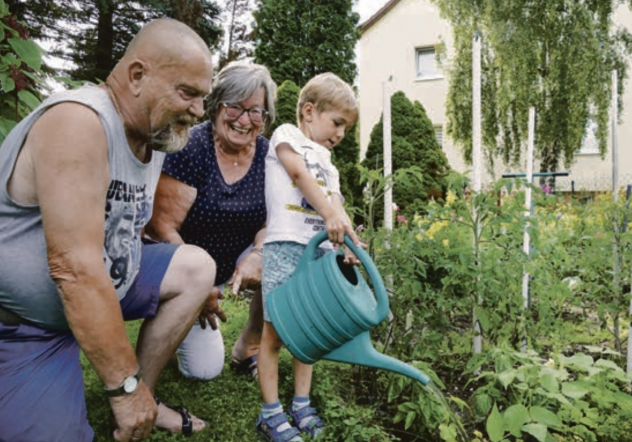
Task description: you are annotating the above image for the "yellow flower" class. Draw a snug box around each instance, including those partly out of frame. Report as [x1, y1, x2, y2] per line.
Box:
[442, 239, 449, 247]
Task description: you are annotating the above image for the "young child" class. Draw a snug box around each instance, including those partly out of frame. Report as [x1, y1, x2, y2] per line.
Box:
[257, 72, 362, 442]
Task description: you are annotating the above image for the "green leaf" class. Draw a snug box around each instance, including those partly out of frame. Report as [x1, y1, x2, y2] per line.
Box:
[0, 0, 7, 17]
[0, 74, 14, 93]
[540, 373, 559, 393]
[522, 423, 548, 442]
[475, 394, 493, 416]
[405, 411, 415, 430]
[0, 118, 16, 141]
[561, 381, 590, 399]
[17, 90, 40, 110]
[439, 423, 457, 442]
[564, 354, 594, 370]
[475, 306, 490, 331]
[530, 406, 563, 430]
[594, 358, 622, 371]
[486, 404, 505, 442]
[503, 404, 529, 437]
[498, 370, 517, 389]
[8, 38, 41, 71]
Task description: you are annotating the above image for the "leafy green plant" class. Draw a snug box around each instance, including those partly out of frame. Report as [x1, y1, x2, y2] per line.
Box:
[0, 0, 45, 142]
[469, 347, 632, 442]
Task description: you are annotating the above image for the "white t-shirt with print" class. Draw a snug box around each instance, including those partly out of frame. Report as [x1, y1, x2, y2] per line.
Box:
[264, 123, 342, 248]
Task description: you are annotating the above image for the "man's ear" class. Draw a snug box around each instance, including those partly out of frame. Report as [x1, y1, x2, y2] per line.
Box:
[302, 102, 315, 122]
[128, 61, 145, 97]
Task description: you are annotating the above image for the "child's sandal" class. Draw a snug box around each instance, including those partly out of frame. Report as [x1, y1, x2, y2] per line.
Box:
[256, 412, 302, 442]
[288, 406, 324, 439]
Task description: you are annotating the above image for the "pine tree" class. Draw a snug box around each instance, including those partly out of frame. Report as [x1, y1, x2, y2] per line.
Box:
[362, 91, 451, 221]
[252, 0, 359, 87]
[8, 1, 222, 83]
[265, 79, 299, 138]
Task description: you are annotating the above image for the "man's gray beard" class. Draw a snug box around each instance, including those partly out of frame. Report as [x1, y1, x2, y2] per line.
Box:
[149, 123, 191, 154]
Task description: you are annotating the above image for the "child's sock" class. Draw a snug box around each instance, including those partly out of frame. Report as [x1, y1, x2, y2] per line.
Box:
[261, 401, 293, 432]
[291, 395, 310, 411]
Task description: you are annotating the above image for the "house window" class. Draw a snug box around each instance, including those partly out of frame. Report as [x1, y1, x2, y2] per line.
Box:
[579, 118, 600, 155]
[416, 47, 442, 80]
[434, 125, 443, 148]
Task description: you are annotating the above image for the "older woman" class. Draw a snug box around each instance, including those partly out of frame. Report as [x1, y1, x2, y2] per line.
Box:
[146, 61, 276, 380]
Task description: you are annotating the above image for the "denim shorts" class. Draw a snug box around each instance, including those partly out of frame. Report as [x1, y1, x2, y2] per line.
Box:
[261, 241, 327, 322]
[0, 241, 180, 442]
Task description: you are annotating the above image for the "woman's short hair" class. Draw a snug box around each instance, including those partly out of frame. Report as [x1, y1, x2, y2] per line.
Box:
[206, 61, 277, 128]
[297, 73, 358, 124]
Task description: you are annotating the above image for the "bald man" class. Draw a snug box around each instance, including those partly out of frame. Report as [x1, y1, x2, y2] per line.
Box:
[0, 19, 221, 442]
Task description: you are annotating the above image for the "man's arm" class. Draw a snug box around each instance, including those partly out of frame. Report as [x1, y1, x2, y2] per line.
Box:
[145, 172, 197, 244]
[30, 102, 137, 387]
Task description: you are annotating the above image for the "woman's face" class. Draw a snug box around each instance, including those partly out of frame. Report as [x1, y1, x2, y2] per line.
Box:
[214, 87, 266, 151]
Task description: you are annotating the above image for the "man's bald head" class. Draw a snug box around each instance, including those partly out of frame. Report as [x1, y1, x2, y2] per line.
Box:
[122, 18, 211, 69]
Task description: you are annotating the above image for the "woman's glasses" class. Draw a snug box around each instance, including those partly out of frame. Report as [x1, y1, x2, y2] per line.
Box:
[222, 102, 268, 123]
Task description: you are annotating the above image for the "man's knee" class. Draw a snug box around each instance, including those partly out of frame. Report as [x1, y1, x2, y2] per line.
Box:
[168, 245, 216, 294]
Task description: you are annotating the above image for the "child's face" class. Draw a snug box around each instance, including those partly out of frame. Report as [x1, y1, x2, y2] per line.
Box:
[303, 104, 354, 149]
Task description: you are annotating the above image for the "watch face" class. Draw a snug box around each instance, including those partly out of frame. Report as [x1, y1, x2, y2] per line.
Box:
[123, 376, 138, 393]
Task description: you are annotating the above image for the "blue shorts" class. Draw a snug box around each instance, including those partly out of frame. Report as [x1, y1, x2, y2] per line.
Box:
[262, 241, 326, 322]
[0, 241, 180, 442]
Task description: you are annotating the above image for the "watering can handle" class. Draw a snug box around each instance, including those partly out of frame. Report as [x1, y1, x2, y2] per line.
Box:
[297, 231, 389, 320]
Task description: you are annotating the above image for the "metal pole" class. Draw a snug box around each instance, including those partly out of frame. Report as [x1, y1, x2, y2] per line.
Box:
[383, 77, 393, 231]
[472, 32, 482, 355]
[521, 107, 535, 352]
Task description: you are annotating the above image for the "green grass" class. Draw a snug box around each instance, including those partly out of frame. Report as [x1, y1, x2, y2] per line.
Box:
[84, 295, 303, 442]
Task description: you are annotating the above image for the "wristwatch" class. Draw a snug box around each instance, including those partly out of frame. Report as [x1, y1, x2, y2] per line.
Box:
[104, 367, 142, 397]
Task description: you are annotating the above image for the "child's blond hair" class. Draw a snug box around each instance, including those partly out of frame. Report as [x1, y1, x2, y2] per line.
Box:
[297, 73, 359, 125]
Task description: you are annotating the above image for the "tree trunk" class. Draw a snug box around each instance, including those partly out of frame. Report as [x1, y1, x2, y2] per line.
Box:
[95, 0, 114, 82]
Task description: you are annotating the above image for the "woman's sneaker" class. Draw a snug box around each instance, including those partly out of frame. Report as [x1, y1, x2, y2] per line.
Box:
[256, 411, 303, 442]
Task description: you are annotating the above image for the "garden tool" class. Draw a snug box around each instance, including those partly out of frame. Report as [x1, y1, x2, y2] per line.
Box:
[267, 230, 430, 385]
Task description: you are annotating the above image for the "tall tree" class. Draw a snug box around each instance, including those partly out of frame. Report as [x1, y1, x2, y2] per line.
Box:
[432, 0, 632, 172]
[264, 78, 299, 138]
[252, 0, 359, 87]
[9, 1, 222, 83]
[217, 0, 254, 70]
[362, 91, 451, 221]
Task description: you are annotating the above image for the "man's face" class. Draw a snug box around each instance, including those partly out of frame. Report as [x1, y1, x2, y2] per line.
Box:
[147, 54, 213, 153]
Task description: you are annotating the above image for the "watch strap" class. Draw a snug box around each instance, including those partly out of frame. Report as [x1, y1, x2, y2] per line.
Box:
[104, 366, 142, 397]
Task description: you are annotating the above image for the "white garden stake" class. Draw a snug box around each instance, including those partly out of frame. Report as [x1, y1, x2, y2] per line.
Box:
[472, 33, 483, 355]
[383, 76, 393, 232]
[521, 107, 535, 353]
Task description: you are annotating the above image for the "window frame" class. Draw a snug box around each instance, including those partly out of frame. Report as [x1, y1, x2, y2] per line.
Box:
[415, 46, 443, 81]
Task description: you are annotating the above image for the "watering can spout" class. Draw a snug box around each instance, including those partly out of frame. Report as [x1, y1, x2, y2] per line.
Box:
[323, 332, 431, 385]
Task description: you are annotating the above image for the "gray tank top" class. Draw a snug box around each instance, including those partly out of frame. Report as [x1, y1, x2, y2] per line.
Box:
[0, 85, 165, 330]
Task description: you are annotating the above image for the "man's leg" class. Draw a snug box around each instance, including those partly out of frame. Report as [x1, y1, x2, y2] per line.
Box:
[0, 322, 93, 442]
[124, 242, 216, 433]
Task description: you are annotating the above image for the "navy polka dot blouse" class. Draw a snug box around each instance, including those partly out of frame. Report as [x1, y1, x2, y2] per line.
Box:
[162, 121, 268, 285]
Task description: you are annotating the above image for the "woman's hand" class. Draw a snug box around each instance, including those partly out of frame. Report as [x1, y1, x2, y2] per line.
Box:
[228, 249, 263, 295]
[198, 286, 226, 330]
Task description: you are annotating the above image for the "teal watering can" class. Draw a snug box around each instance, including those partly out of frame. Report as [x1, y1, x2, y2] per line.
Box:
[267, 230, 430, 385]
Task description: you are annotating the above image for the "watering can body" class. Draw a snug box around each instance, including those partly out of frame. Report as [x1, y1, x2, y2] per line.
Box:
[267, 231, 430, 385]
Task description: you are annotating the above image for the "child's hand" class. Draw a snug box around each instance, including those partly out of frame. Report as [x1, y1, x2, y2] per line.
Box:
[343, 245, 361, 266]
[324, 214, 358, 245]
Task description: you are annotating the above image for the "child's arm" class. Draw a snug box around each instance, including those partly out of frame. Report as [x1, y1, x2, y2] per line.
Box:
[277, 143, 359, 246]
[331, 194, 362, 265]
